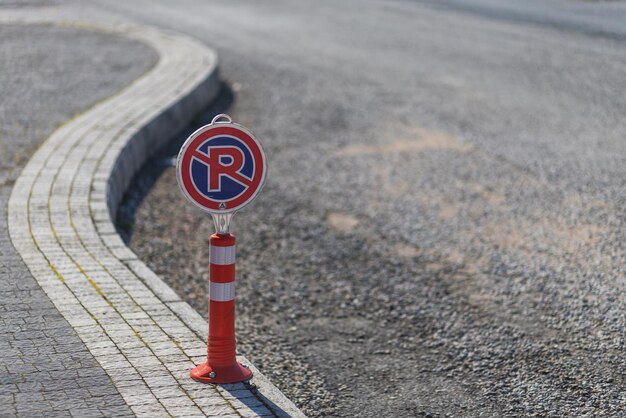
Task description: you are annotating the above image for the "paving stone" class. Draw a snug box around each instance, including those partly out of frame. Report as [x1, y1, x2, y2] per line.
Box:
[2, 8, 301, 418]
[0, 22, 152, 417]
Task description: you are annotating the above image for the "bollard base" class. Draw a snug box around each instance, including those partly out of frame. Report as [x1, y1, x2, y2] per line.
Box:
[190, 362, 253, 384]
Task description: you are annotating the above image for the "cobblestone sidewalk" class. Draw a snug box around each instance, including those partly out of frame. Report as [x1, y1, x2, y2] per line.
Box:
[2, 15, 302, 418]
[0, 23, 155, 417]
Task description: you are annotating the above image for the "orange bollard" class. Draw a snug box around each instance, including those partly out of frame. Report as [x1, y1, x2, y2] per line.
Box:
[190, 233, 252, 384]
[177, 114, 266, 384]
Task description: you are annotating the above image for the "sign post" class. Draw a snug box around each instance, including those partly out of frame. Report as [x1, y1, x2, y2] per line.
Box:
[176, 114, 267, 384]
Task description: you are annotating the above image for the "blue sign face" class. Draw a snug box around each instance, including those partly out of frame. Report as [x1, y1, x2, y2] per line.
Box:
[177, 121, 267, 214]
[190, 136, 255, 201]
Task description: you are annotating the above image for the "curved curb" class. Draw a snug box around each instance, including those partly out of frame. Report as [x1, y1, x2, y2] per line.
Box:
[7, 19, 303, 418]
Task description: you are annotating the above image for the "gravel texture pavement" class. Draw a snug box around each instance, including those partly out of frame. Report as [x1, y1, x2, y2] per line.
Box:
[0, 23, 156, 416]
[109, 0, 626, 416]
[0, 1, 59, 7]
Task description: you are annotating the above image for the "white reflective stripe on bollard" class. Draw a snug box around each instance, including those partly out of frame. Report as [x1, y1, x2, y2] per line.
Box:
[209, 282, 236, 301]
[210, 245, 236, 265]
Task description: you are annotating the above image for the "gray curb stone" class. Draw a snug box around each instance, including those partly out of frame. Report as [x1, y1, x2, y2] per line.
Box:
[6, 17, 304, 418]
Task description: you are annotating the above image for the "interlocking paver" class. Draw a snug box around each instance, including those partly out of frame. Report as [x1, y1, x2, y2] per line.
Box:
[3, 8, 303, 417]
[0, 23, 154, 417]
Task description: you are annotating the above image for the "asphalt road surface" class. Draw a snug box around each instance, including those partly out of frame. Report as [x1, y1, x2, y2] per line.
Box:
[94, 0, 626, 416]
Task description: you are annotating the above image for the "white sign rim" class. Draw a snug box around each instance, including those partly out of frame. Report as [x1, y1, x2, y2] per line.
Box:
[175, 121, 267, 215]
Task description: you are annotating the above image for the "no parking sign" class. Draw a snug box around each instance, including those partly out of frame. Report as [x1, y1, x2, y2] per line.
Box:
[176, 114, 267, 384]
[176, 114, 267, 214]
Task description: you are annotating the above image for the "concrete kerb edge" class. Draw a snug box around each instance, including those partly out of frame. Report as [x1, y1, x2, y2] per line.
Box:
[98, 25, 305, 418]
[5, 16, 304, 418]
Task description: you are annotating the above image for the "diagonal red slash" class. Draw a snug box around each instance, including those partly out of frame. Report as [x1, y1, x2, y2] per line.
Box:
[192, 150, 253, 188]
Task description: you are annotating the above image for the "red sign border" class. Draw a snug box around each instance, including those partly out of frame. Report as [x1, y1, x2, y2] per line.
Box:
[176, 123, 267, 214]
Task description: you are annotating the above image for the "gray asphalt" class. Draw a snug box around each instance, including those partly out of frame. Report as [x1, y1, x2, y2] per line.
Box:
[0, 23, 156, 416]
[95, 0, 626, 416]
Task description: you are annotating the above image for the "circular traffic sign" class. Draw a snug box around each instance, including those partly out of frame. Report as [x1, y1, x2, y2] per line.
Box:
[176, 115, 267, 214]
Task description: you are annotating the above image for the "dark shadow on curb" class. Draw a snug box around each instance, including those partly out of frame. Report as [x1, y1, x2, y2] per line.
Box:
[225, 382, 296, 418]
[116, 81, 234, 243]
